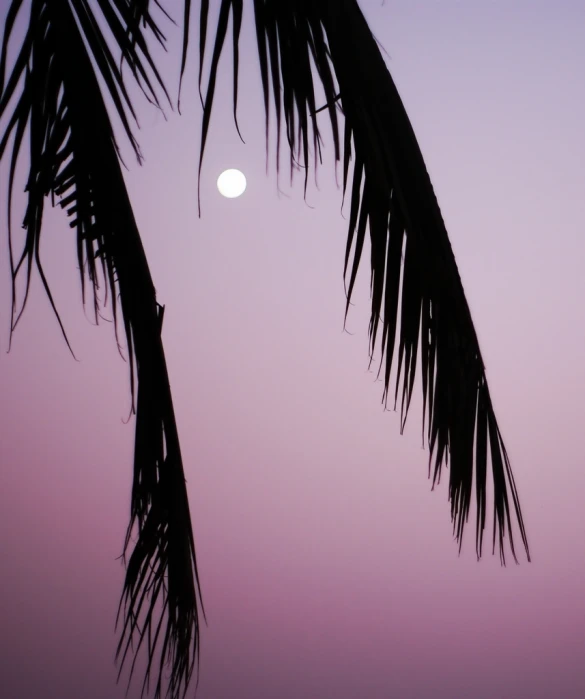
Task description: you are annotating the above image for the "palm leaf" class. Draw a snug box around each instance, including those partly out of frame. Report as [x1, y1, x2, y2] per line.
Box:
[193, 0, 530, 564]
[0, 1, 202, 697]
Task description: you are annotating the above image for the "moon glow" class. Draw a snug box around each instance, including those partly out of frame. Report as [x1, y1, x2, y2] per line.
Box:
[217, 169, 247, 198]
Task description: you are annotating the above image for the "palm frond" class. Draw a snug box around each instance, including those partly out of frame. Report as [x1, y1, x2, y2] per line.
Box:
[0, 1, 202, 697]
[194, 0, 529, 563]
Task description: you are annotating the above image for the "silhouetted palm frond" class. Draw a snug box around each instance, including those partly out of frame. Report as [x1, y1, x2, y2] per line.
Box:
[0, 1, 202, 698]
[194, 0, 530, 564]
[1, 0, 531, 697]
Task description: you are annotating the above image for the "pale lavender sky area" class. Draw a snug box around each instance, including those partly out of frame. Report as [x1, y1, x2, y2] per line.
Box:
[1, 1, 584, 698]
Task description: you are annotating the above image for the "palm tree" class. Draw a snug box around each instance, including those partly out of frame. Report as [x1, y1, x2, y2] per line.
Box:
[0, 1, 530, 697]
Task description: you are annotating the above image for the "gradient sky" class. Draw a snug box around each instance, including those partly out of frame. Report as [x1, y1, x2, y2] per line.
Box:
[1, 1, 584, 698]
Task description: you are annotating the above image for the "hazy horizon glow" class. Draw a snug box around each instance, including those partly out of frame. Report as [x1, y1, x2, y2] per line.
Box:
[0, 1, 584, 698]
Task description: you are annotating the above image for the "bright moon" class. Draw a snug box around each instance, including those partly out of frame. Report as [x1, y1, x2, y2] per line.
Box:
[217, 169, 247, 198]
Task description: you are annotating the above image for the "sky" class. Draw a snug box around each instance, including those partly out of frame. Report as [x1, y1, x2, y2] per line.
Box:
[0, 1, 584, 698]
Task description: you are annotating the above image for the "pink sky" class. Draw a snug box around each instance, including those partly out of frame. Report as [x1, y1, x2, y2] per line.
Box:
[1, 1, 584, 697]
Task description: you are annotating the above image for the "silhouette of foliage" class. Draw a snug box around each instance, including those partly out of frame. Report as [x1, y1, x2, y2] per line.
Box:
[0, 2, 202, 698]
[0, 1, 530, 698]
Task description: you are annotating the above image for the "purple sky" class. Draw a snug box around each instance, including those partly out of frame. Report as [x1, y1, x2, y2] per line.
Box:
[1, 1, 585, 698]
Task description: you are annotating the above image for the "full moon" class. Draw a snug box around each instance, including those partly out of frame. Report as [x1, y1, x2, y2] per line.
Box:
[217, 169, 247, 198]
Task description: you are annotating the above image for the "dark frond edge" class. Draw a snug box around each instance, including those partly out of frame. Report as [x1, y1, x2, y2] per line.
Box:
[323, 0, 529, 564]
[0, 1, 203, 698]
[195, 0, 529, 564]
